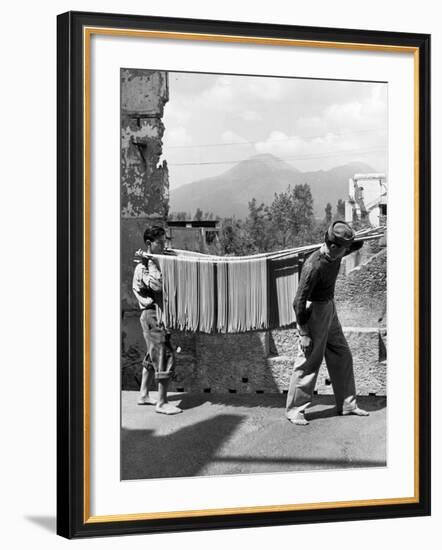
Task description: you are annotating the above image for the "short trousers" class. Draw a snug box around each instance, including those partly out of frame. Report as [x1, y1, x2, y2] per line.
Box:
[140, 308, 175, 380]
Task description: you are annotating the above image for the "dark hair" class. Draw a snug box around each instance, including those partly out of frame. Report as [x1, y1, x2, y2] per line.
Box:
[143, 225, 165, 244]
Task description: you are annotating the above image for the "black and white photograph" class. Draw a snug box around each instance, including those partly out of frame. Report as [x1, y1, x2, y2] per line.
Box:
[120, 69, 388, 481]
[0, 0, 436, 544]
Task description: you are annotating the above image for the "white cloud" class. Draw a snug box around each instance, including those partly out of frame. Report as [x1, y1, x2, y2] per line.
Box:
[255, 128, 365, 161]
[239, 110, 262, 122]
[200, 75, 235, 104]
[220, 130, 249, 144]
[325, 102, 364, 127]
[319, 85, 387, 134]
[163, 99, 192, 126]
[246, 77, 286, 101]
[293, 116, 326, 137]
[164, 126, 193, 147]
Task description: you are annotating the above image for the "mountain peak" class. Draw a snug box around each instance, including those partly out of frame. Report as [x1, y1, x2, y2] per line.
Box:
[251, 153, 283, 162]
[171, 156, 376, 220]
[228, 153, 300, 177]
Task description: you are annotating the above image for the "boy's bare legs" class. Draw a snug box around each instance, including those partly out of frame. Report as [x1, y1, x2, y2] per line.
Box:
[137, 366, 157, 405]
[155, 343, 182, 415]
[156, 380, 182, 415]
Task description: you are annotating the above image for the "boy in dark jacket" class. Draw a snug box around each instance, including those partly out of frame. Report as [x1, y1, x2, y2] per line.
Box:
[286, 221, 369, 425]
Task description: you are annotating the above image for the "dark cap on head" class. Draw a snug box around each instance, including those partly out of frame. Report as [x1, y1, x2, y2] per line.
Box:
[326, 221, 355, 247]
[143, 225, 165, 244]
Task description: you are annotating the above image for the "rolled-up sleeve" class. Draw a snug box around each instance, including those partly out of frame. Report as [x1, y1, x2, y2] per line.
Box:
[142, 259, 162, 291]
[293, 262, 319, 327]
[133, 264, 154, 308]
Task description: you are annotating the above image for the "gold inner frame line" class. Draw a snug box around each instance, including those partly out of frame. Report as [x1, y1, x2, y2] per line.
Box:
[82, 26, 420, 524]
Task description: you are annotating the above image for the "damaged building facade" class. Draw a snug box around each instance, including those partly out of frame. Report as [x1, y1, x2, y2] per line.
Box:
[121, 69, 387, 397]
[121, 69, 170, 311]
[345, 173, 387, 228]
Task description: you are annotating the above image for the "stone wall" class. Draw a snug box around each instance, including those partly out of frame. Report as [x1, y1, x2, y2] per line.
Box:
[335, 247, 387, 327]
[122, 314, 387, 396]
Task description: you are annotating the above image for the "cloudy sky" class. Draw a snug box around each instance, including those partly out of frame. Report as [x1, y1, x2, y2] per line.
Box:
[162, 72, 387, 190]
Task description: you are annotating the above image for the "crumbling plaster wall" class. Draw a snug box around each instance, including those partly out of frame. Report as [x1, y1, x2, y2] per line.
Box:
[121, 69, 170, 310]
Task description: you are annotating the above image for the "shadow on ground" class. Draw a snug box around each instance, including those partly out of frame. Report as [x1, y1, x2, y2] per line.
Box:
[169, 393, 386, 414]
[121, 393, 387, 480]
[305, 395, 386, 420]
[122, 414, 244, 480]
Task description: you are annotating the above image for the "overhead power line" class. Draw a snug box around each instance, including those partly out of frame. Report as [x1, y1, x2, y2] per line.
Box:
[168, 146, 386, 167]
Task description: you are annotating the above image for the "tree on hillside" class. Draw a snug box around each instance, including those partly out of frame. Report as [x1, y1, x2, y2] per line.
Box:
[310, 202, 333, 243]
[269, 184, 315, 248]
[293, 183, 315, 233]
[335, 199, 346, 220]
[168, 211, 190, 221]
[219, 217, 254, 256]
[245, 198, 273, 252]
[325, 202, 332, 225]
[270, 189, 296, 249]
[192, 208, 214, 221]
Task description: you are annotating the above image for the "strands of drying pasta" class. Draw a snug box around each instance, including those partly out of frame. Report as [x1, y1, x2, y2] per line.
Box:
[244, 260, 254, 328]
[259, 256, 268, 328]
[228, 259, 242, 332]
[198, 260, 215, 332]
[254, 258, 268, 328]
[175, 256, 196, 330]
[242, 260, 252, 330]
[239, 260, 249, 331]
[216, 260, 228, 332]
[158, 256, 176, 327]
[158, 254, 290, 332]
[175, 256, 186, 330]
[246, 257, 266, 330]
[221, 257, 267, 332]
[156, 253, 296, 332]
[188, 259, 200, 331]
[145, 227, 385, 333]
[239, 260, 248, 331]
[272, 254, 299, 327]
[227, 260, 238, 332]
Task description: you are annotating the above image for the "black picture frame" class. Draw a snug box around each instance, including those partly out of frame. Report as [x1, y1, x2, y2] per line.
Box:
[57, 10, 431, 539]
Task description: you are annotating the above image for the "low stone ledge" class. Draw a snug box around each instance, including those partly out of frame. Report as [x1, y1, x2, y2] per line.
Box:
[122, 314, 386, 394]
